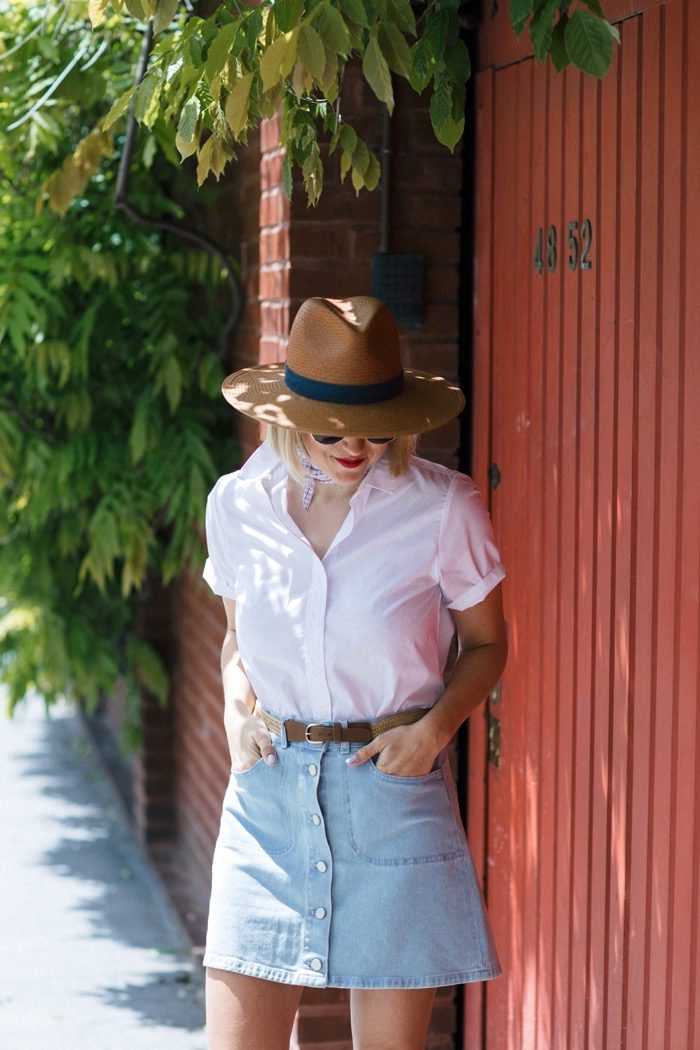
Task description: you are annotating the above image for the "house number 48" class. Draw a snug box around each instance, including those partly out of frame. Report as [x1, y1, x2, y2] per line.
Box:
[534, 219, 593, 274]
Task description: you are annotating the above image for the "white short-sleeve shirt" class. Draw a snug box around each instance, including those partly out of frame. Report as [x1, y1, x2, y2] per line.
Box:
[203, 441, 504, 723]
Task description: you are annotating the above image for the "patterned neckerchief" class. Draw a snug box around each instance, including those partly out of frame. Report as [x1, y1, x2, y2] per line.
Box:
[296, 441, 335, 509]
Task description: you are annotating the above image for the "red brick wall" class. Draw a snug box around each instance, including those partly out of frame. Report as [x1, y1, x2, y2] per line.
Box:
[161, 131, 265, 941]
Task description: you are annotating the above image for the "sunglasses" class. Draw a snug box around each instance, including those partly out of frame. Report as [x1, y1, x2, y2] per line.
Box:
[311, 434, 394, 446]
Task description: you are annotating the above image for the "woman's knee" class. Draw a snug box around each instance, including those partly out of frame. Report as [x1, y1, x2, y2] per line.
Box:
[205, 968, 302, 1050]
[350, 987, 437, 1050]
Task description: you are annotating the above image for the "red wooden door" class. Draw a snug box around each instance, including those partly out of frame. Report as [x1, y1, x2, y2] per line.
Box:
[468, 2, 700, 1048]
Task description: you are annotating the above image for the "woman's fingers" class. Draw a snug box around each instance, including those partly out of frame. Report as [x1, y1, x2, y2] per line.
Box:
[254, 728, 278, 765]
[345, 739, 381, 766]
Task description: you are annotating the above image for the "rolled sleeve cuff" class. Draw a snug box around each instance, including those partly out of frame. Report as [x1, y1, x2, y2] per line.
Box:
[446, 563, 506, 611]
[203, 556, 237, 599]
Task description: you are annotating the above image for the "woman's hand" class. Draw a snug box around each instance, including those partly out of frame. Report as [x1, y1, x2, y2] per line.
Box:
[345, 722, 442, 778]
[226, 711, 278, 773]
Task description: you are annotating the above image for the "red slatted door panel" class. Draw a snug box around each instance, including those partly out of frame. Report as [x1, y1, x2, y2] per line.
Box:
[468, 2, 700, 1047]
[682, 12, 700, 1050]
[464, 62, 495, 1049]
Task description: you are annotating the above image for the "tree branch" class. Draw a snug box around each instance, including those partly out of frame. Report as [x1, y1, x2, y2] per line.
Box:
[114, 18, 242, 353]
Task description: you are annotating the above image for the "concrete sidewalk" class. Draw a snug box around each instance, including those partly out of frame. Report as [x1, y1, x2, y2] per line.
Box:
[0, 693, 207, 1049]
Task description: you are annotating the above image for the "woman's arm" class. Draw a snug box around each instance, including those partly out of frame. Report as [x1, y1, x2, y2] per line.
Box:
[220, 597, 278, 770]
[347, 584, 507, 777]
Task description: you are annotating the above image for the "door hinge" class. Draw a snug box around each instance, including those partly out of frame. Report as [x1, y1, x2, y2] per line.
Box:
[488, 462, 501, 489]
[486, 708, 501, 768]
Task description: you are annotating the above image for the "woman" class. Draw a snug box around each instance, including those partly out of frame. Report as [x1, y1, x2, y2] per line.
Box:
[202, 296, 507, 1050]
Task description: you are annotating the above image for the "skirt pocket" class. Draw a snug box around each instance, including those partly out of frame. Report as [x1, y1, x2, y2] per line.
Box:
[219, 757, 294, 857]
[344, 756, 467, 866]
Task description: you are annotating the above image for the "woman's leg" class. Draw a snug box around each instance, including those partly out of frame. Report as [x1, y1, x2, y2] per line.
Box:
[205, 968, 303, 1050]
[350, 987, 437, 1050]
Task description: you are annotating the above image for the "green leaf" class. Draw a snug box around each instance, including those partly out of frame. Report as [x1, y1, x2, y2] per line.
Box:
[352, 137, 370, 176]
[124, 0, 151, 20]
[363, 152, 381, 191]
[102, 86, 137, 131]
[443, 38, 471, 83]
[565, 9, 615, 76]
[298, 24, 326, 82]
[362, 35, 394, 111]
[134, 71, 162, 127]
[429, 73, 451, 132]
[126, 638, 169, 704]
[340, 148, 353, 182]
[177, 94, 201, 142]
[378, 23, 412, 77]
[409, 38, 432, 93]
[275, 0, 305, 33]
[122, 528, 150, 596]
[387, 0, 416, 36]
[129, 395, 152, 464]
[425, 10, 449, 62]
[260, 29, 299, 91]
[338, 0, 370, 28]
[282, 154, 293, 197]
[88, 0, 110, 28]
[340, 123, 358, 153]
[316, 4, 352, 58]
[351, 164, 364, 193]
[196, 134, 232, 184]
[302, 149, 323, 204]
[153, 0, 179, 34]
[550, 15, 570, 71]
[433, 113, 464, 151]
[581, 0, 603, 15]
[530, 0, 559, 61]
[225, 73, 253, 137]
[510, 0, 533, 36]
[205, 23, 239, 82]
[176, 128, 199, 159]
[158, 355, 182, 413]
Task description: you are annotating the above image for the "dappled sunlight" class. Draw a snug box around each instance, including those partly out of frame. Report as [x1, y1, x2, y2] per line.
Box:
[326, 298, 361, 326]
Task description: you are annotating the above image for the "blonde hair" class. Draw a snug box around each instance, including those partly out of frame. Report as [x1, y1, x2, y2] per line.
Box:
[267, 427, 417, 482]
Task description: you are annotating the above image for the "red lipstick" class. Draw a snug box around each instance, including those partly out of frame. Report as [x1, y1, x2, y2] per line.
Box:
[335, 457, 364, 468]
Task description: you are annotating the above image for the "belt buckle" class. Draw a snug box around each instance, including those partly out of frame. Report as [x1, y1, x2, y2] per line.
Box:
[304, 722, 341, 744]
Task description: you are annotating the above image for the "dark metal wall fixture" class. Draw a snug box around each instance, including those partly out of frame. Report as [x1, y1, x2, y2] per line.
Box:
[371, 104, 425, 331]
[114, 20, 242, 351]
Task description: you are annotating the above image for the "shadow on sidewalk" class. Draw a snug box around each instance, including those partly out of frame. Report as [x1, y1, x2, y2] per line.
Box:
[4, 702, 206, 1039]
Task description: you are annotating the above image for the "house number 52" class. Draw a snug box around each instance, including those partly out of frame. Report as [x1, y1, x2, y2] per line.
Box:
[534, 219, 593, 274]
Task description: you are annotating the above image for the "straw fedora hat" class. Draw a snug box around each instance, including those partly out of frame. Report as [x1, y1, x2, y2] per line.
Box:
[221, 296, 465, 437]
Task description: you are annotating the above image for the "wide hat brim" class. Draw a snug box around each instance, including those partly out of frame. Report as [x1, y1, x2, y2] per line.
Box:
[221, 363, 466, 437]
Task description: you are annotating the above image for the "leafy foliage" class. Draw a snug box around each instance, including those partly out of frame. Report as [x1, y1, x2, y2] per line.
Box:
[0, 3, 236, 739]
[43, 0, 615, 209]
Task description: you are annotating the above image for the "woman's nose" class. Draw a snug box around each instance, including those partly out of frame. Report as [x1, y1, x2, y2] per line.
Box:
[340, 437, 367, 453]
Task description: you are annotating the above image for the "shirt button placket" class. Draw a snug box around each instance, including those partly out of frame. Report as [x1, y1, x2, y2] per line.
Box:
[301, 749, 331, 983]
[305, 563, 332, 718]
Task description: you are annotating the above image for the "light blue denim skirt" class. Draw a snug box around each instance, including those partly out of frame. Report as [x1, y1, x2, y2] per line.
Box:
[204, 724, 501, 989]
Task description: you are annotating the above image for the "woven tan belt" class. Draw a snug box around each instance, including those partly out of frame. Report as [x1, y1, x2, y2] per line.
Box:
[256, 704, 428, 745]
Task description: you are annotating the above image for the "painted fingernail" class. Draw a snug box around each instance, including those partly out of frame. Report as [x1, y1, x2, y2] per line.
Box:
[264, 753, 278, 765]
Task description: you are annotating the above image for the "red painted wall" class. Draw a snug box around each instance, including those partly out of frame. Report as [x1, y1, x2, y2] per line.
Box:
[470, 1, 700, 1047]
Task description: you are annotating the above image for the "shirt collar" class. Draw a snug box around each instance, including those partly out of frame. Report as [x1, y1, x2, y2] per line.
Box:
[361, 452, 399, 494]
[236, 441, 284, 481]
